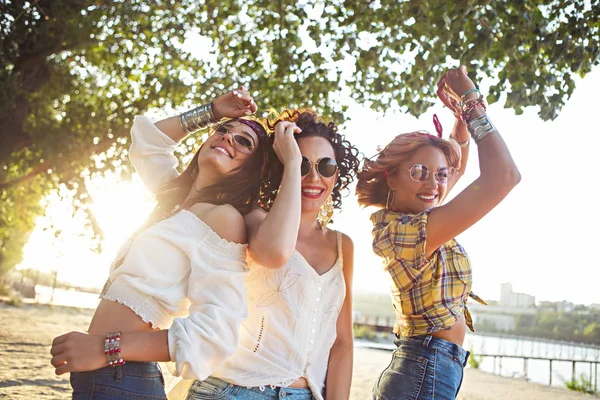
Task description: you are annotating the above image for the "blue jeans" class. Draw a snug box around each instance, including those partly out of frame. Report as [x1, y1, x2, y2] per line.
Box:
[70, 361, 166, 399]
[187, 376, 315, 399]
[373, 335, 470, 400]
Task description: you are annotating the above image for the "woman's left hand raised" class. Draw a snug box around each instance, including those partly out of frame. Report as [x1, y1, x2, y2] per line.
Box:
[212, 85, 258, 120]
[50, 331, 106, 375]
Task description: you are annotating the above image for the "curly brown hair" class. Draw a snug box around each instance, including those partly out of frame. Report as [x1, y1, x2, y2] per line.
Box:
[259, 109, 361, 212]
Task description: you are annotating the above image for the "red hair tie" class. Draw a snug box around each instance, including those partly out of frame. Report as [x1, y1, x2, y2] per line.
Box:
[432, 114, 443, 138]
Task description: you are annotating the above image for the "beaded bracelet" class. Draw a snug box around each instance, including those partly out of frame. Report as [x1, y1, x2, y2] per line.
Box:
[460, 96, 487, 124]
[105, 331, 125, 367]
[461, 88, 480, 101]
[178, 102, 217, 134]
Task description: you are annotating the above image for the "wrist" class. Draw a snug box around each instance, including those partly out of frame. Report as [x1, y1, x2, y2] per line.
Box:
[178, 102, 217, 134]
[210, 101, 222, 121]
[284, 158, 302, 172]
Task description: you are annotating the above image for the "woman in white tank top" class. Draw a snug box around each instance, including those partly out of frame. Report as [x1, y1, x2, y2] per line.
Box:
[186, 109, 361, 400]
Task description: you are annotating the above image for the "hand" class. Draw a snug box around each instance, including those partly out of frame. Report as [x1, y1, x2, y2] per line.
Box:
[50, 331, 106, 375]
[273, 121, 302, 168]
[437, 66, 477, 117]
[211, 85, 257, 120]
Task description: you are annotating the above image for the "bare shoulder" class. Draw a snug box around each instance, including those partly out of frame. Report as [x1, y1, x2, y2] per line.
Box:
[341, 232, 354, 251]
[188, 203, 247, 244]
[243, 206, 268, 235]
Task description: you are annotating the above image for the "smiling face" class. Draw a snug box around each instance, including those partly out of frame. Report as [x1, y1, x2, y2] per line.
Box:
[197, 120, 260, 175]
[387, 145, 450, 214]
[297, 136, 338, 214]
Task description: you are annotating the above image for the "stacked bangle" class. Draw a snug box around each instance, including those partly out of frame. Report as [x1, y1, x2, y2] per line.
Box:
[178, 102, 217, 134]
[460, 95, 486, 123]
[467, 114, 497, 143]
[105, 331, 125, 367]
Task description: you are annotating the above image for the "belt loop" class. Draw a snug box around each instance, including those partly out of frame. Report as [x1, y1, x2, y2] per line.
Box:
[422, 335, 432, 347]
[114, 364, 123, 383]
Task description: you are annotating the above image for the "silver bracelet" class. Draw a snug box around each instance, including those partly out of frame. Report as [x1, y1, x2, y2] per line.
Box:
[467, 114, 497, 143]
[178, 102, 217, 134]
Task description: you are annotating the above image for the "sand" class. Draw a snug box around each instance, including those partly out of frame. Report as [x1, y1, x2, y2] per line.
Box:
[0, 302, 596, 399]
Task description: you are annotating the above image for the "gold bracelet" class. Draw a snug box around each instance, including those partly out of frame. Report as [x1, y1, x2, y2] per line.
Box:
[451, 137, 470, 148]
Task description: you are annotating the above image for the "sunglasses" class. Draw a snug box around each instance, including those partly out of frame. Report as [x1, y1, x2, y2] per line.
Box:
[407, 164, 455, 184]
[301, 156, 338, 178]
[213, 122, 256, 154]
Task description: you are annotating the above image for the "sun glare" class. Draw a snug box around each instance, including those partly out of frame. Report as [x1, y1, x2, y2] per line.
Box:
[17, 172, 156, 289]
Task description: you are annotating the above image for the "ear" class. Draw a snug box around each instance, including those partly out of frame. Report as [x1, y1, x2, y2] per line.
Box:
[385, 169, 398, 191]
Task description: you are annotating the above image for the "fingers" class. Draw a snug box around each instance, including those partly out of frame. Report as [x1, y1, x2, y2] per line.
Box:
[50, 352, 68, 369]
[55, 361, 71, 375]
[50, 341, 65, 357]
[232, 87, 257, 115]
[285, 123, 302, 135]
[51, 333, 68, 347]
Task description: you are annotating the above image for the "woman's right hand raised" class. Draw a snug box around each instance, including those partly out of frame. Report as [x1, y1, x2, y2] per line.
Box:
[273, 121, 302, 168]
[437, 66, 477, 116]
[211, 85, 257, 120]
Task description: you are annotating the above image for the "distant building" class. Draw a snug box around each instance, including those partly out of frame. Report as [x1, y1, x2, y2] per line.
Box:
[500, 283, 536, 308]
[589, 303, 600, 311]
[555, 300, 574, 313]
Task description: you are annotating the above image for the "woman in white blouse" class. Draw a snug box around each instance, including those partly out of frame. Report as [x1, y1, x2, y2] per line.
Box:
[49, 87, 271, 399]
[186, 109, 361, 400]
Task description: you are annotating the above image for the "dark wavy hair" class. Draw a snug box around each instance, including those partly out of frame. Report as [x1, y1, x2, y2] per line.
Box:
[153, 116, 270, 217]
[260, 109, 361, 212]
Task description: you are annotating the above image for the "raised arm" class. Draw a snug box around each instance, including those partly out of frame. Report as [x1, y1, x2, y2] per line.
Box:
[129, 87, 257, 193]
[425, 66, 521, 256]
[436, 73, 471, 195]
[245, 121, 303, 268]
[154, 86, 257, 144]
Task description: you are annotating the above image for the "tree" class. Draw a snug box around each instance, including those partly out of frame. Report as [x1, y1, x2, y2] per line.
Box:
[1, 0, 598, 278]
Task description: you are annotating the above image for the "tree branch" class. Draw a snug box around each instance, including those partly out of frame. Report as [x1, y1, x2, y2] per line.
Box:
[0, 162, 47, 190]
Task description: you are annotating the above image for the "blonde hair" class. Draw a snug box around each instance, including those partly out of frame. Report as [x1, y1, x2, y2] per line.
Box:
[356, 132, 461, 209]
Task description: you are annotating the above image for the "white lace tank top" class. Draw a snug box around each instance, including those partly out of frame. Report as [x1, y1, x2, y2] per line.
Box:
[212, 231, 346, 400]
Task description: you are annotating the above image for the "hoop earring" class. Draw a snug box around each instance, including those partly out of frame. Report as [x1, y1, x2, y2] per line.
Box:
[317, 194, 334, 230]
[386, 189, 394, 210]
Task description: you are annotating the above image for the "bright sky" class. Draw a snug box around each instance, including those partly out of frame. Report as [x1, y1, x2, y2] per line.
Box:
[17, 64, 600, 306]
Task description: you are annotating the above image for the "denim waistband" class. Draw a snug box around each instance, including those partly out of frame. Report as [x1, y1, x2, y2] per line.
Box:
[202, 376, 313, 396]
[395, 334, 469, 366]
[87, 361, 163, 377]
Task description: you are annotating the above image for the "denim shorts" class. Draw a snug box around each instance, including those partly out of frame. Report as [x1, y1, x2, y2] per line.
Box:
[187, 376, 315, 399]
[70, 361, 167, 399]
[373, 334, 470, 400]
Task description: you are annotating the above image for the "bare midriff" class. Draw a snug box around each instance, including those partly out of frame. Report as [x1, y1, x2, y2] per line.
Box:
[87, 299, 157, 335]
[289, 377, 309, 388]
[430, 313, 467, 346]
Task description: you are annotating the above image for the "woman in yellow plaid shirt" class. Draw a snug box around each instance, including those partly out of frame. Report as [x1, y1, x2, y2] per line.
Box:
[356, 66, 521, 400]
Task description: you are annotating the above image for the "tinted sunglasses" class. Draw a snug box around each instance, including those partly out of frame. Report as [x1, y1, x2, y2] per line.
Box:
[213, 122, 256, 154]
[408, 164, 455, 184]
[301, 156, 338, 178]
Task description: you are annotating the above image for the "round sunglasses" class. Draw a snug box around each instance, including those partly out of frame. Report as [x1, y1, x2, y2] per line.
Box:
[213, 122, 256, 154]
[407, 164, 455, 184]
[301, 156, 338, 178]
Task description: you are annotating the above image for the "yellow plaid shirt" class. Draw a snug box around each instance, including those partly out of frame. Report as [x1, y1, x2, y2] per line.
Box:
[371, 209, 486, 337]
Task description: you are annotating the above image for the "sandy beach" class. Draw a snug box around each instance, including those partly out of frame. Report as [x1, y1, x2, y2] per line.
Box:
[0, 302, 596, 399]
